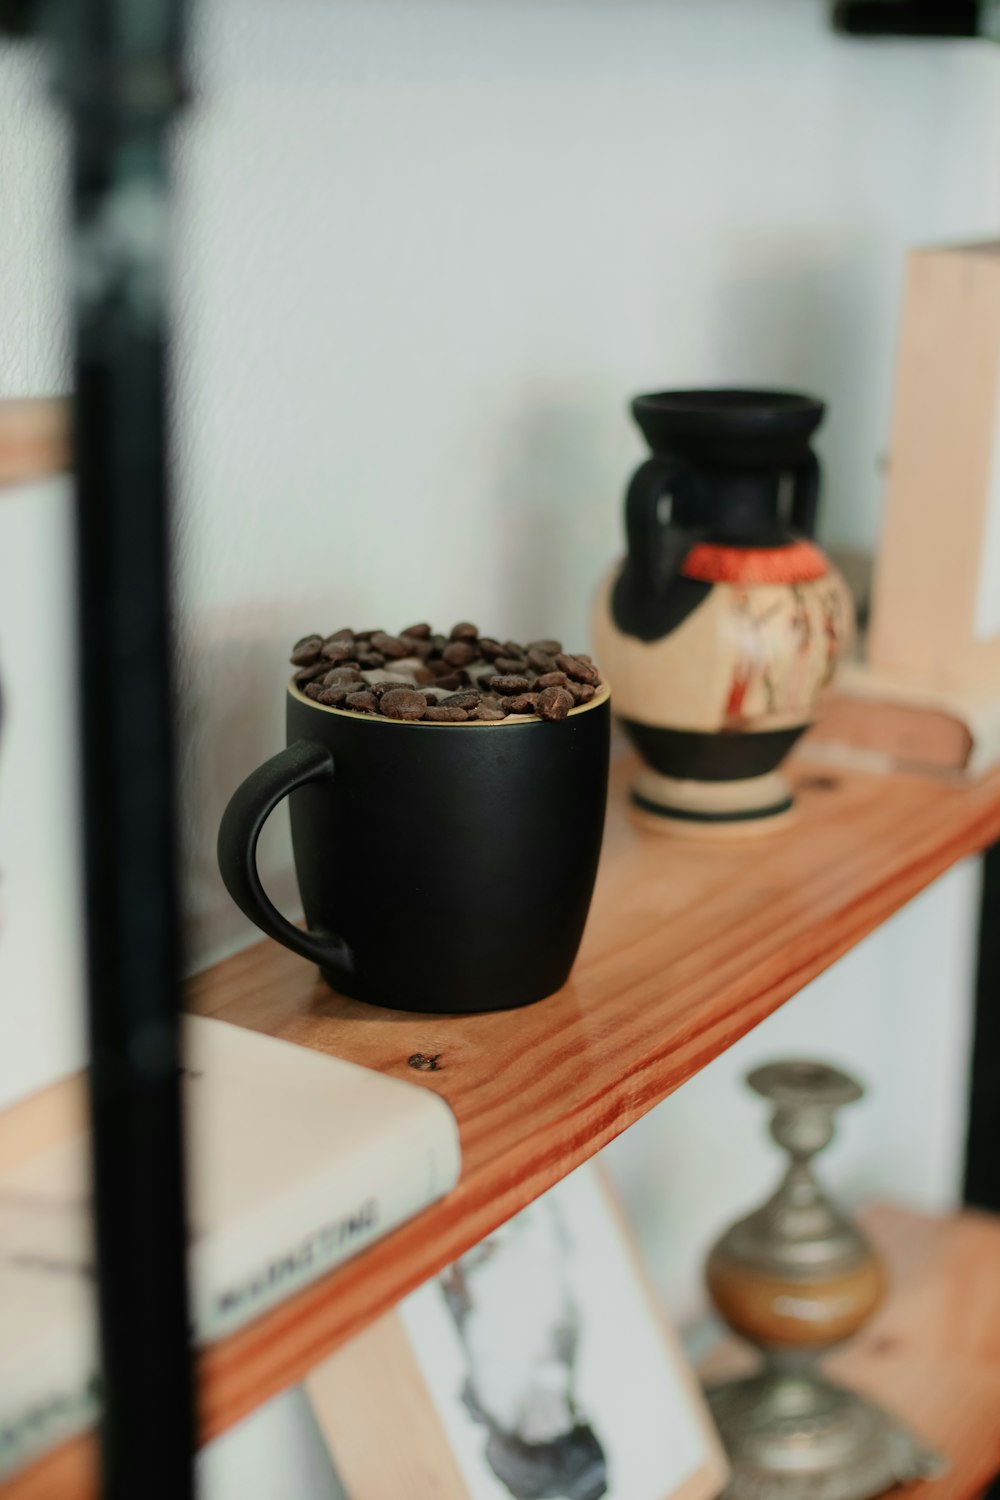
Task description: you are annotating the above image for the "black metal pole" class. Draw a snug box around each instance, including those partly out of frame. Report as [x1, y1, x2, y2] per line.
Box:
[54, 2, 196, 1494]
[963, 840, 1000, 1211]
[832, 0, 996, 36]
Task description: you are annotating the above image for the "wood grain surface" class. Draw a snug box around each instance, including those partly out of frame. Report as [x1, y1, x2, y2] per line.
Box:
[7, 751, 1000, 1496]
[187, 752, 1000, 1443]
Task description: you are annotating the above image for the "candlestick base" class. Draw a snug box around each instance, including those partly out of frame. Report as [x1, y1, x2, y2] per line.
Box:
[705, 1370, 946, 1500]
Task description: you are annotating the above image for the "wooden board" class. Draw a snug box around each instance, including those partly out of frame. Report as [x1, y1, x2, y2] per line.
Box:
[7, 751, 1000, 1495]
[702, 1204, 1000, 1500]
[868, 242, 1000, 686]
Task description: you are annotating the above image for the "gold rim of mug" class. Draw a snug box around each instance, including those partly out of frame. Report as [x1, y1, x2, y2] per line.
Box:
[287, 676, 611, 725]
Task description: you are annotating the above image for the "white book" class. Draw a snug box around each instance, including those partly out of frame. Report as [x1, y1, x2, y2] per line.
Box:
[0, 1015, 461, 1478]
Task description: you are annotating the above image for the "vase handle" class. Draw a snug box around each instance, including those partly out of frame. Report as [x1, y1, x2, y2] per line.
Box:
[625, 457, 696, 591]
[791, 449, 821, 538]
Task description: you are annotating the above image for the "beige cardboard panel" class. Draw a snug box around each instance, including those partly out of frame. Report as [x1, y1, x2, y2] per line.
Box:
[870, 244, 1000, 682]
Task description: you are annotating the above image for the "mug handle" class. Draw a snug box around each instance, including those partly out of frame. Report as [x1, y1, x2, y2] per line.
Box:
[217, 738, 354, 977]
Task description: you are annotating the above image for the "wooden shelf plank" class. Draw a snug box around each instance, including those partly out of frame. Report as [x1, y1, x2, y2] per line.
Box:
[7, 751, 1000, 1496]
[702, 1204, 1000, 1500]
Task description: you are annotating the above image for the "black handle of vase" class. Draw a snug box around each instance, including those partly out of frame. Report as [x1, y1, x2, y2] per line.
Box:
[791, 449, 821, 538]
[217, 739, 354, 977]
[625, 456, 696, 590]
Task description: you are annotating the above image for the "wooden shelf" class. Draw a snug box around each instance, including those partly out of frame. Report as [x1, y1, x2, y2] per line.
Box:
[8, 750, 1000, 1497]
[702, 1203, 1000, 1500]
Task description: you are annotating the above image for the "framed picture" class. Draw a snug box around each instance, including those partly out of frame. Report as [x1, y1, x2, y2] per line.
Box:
[306, 1161, 728, 1500]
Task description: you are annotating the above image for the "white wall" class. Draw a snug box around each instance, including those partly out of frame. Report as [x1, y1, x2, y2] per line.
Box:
[171, 0, 1000, 962]
[0, 4, 997, 1495]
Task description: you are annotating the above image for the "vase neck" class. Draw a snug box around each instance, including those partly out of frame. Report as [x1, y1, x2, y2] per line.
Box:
[671, 469, 786, 543]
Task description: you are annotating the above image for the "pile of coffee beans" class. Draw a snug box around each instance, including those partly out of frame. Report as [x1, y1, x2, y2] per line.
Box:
[290, 623, 604, 723]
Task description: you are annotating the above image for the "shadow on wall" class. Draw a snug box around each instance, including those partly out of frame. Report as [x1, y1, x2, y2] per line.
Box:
[490, 384, 628, 650]
[177, 589, 361, 969]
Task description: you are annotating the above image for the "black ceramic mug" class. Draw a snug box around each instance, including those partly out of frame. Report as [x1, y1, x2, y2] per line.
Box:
[217, 680, 611, 1014]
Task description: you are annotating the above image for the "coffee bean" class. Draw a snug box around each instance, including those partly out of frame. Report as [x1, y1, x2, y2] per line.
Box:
[555, 652, 600, 685]
[442, 640, 476, 668]
[291, 634, 323, 666]
[320, 644, 355, 668]
[424, 705, 469, 722]
[291, 623, 601, 725]
[345, 690, 379, 713]
[295, 659, 334, 686]
[527, 648, 556, 673]
[537, 685, 574, 721]
[439, 691, 481, 710]
[321, 634, 356, 659]
[379, 688, 427, 721]
[370, 632, 411, 659]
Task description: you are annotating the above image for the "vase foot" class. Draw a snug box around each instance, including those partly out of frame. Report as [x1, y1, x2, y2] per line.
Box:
[705, 1371, 946, 1500]
[630, 767, 794, 837]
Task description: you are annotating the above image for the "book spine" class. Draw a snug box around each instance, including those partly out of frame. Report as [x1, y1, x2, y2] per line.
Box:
[190, 1104, 461, 1343]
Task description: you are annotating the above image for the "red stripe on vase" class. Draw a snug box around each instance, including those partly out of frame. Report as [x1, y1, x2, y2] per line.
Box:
[680, 539, 829, 585]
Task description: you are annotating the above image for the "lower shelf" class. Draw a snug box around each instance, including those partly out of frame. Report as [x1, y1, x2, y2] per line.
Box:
[700, 1203, 1000, 1500]
[8, 1203, 1000, 1499]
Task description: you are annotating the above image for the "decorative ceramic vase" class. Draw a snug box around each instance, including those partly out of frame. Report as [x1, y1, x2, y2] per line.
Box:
[703, 1060, 944, 1500]
[593, 390, 854, 833]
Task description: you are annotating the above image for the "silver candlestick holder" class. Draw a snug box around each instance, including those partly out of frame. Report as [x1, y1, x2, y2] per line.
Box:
[703, 1059, 945, 1500]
